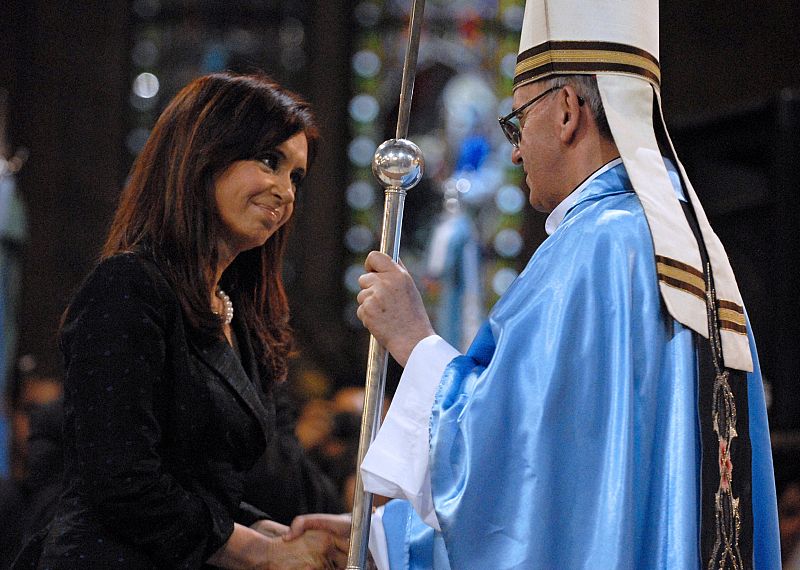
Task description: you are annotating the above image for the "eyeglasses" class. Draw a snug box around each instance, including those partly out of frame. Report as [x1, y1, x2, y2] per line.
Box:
[498, 86, 584, 148]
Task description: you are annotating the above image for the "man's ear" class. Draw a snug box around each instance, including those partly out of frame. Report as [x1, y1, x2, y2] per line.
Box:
[558, 85, 582, 145]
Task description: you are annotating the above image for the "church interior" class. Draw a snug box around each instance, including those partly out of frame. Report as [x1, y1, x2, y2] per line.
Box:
[1, 0, 799, 566]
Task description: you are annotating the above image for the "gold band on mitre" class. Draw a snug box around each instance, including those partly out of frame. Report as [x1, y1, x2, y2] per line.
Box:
[513, 41, 661, 90]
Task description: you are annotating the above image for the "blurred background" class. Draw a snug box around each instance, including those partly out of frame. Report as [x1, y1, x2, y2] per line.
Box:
[1, 0, 800, 563]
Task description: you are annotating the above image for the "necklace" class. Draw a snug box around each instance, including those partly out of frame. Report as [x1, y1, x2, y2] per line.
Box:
[215, 287, 234, 325]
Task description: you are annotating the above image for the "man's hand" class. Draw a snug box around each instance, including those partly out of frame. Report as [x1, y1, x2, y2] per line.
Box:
[208, 521, 347, 569]
[266, 529, 348, 569]
[284, 513, 352, 541]
[357, 251, 435, 367]
[286, 514, 383, 570]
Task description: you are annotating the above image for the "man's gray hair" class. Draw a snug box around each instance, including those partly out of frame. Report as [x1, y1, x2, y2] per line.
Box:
[546, 75, 612, 140]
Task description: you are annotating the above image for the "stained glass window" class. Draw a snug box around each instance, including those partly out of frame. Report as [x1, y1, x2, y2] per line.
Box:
[127, 0, 311, 158]
[346, 0, 527, 351]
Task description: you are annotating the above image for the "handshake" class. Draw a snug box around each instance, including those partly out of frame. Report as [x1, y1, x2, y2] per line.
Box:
[227, 513, 377, 570]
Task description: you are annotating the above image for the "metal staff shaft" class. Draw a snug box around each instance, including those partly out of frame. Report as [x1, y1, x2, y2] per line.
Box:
[396, 0, 426, 140]
[346, 188, 407, 570]
[347, 2, 426, 568]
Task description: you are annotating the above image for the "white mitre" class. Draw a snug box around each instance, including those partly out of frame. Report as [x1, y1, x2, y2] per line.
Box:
[515, 0, 752, 372]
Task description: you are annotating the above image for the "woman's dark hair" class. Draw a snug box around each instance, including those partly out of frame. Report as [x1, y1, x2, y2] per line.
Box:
[103, 72, 319, 384]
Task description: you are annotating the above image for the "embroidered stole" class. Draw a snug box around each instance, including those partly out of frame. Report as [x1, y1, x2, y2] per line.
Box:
[680, 199, 754, 569]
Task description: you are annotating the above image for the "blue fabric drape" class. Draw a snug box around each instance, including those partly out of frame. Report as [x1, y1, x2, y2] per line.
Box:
[0, 171, 27, 476]
[383, 163, 780, 569]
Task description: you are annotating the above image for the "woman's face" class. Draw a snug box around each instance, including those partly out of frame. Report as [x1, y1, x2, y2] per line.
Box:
[214, 132, 308, 259]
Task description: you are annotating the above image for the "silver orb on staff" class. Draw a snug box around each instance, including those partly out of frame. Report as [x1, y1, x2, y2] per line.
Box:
[346, 139, 424, 569]
[346, 1, 427, 567]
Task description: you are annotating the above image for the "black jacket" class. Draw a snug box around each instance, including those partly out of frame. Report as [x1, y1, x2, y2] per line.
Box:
[25, 253, 276, 569]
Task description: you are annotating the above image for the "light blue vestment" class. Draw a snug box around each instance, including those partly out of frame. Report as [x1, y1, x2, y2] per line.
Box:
[383, 163, 780, 569]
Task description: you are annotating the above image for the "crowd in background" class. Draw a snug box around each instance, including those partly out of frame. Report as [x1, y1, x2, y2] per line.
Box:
[3, 355, 800, 567]
[0, 354, 391, 568]
[0, 354, 798, 567]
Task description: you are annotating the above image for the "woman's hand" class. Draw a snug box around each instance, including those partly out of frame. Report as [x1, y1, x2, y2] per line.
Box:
[250, 519, 289, 538]
[357, 252, 435, 367]
[284, 513, 352, 541]
[208, 522, 347, 569]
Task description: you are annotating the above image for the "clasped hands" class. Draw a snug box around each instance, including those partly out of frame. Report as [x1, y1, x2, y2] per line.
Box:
[276, 513, 383, 570]
[249, 514, 350, 569]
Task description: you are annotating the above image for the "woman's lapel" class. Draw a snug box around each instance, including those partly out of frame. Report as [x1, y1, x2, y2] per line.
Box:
[191, 333, 271, 438]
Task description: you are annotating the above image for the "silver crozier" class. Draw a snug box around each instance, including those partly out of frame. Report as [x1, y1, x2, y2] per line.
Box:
[346, 1, 426, 568]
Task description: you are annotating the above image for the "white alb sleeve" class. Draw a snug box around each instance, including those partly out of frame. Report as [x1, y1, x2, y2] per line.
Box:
[360, 335, 460, 532]
[368, 506, 390, 570]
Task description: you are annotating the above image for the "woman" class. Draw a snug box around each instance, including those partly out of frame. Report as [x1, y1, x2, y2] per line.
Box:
[20, 73, 347, 569]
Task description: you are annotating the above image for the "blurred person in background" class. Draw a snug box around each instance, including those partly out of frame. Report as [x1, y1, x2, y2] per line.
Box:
[780, 479, 800, 569]
[295, 386, 389, 510]
[241, 381, 344, 526]
[6, 372, 62, 481]
[0, 370, 62, 568]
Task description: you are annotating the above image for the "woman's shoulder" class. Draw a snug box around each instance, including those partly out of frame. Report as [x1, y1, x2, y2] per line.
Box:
[79, 252, 168, 295]
[66, 252, 178, 324]
[91, 250, 155, 274]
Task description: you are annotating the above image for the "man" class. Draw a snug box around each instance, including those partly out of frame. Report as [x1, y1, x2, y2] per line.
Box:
[289, 0, 781, 567]
[351, 0, 781, 568]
